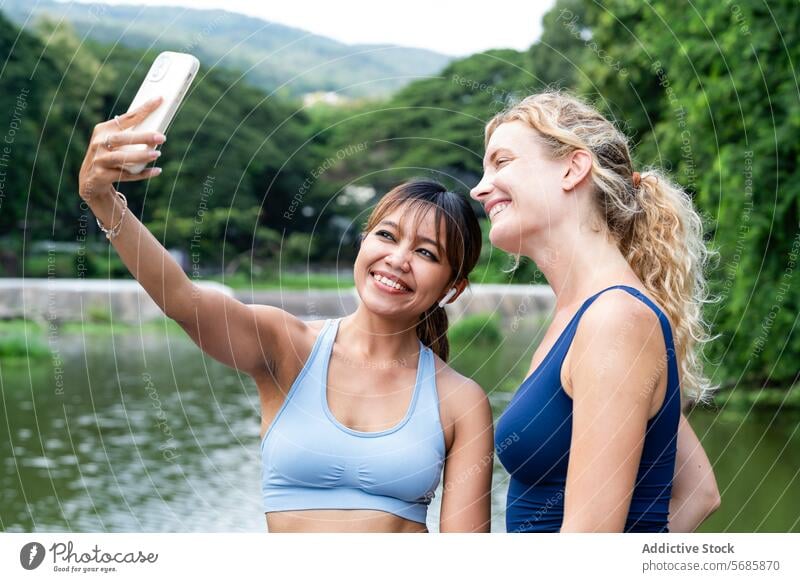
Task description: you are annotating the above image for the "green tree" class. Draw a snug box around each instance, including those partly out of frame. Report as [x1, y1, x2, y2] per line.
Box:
[576, 0, 800, 386]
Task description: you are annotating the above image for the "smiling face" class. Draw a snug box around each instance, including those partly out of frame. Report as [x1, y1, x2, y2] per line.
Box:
[353, 202, 456, 320]
[469, 120, 569, 254]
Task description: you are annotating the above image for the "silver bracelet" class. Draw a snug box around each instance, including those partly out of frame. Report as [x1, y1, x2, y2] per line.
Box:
[95, 190, 128, 240]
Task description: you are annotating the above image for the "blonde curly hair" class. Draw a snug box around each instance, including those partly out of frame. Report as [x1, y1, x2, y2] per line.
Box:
[486, 91, 718, 403]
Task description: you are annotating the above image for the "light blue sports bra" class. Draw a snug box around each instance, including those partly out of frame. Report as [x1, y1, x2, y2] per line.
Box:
[260, 318, 446, 524]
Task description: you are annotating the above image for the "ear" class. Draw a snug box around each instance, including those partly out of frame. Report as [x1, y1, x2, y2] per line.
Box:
[440, 278, 469, 305]
[562, 149, 593, 192]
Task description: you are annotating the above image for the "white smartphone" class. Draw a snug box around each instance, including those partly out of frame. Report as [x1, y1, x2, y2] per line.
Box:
[118, 51, 200, 173]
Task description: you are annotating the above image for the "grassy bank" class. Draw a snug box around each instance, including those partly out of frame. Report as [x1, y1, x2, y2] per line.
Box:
[710, 385, 800, 413]
[206, 271, 354, 290]
[0, 317, 185, 361]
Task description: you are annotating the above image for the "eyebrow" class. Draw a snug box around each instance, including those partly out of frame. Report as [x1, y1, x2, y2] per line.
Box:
[378, 220, 441, 251]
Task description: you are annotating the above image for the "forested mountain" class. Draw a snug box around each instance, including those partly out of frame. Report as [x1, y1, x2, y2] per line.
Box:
[1, 0, 452, 99]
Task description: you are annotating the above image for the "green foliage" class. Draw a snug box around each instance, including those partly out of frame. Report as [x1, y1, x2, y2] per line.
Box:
[471, 220, 544, 284]
[0, 320, 50, 359]
[0, 12, 85, 239]
[448, 313, 502, 347]
[58, 318, 184, 335]
[86, 305, 113, 324]
[305, 47, 540, 198]
[572, 0, 800, 386]
[207, 270, 353, 291]
[23, 253, 71, 278]
[280, 232, 317, 265]
[23, 249, 131, 279]
[714, 385, 800, 412]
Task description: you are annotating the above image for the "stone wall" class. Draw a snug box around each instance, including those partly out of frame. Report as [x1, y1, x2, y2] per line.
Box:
[0, 279, 556, 324]
[0, 279, 232, 324]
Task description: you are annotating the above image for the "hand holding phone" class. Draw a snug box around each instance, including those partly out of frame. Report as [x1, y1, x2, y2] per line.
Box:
[118, 51, 199, 173]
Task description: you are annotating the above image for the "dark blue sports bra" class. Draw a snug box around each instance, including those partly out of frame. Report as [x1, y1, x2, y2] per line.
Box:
[495, 285, 681, 532]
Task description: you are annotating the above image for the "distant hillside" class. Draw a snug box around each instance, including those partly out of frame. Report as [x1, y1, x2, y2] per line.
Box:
[1, 0, 453, 100]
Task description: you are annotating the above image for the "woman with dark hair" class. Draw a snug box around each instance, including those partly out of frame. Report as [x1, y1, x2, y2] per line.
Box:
[78, 98, 492, 532]
[471, 91, 720, 532]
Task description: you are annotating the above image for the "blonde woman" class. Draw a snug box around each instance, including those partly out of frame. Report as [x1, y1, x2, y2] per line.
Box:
[471, 91, 720, 532]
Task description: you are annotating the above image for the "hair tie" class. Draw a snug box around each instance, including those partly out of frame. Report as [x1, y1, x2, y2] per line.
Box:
[632, 171, 642, 188]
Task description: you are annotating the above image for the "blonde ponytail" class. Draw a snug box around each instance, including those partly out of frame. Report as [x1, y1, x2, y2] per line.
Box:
[625, 170, 718, 402]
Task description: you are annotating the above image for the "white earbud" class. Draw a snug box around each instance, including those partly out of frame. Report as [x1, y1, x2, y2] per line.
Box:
[438, 288, 457, 309]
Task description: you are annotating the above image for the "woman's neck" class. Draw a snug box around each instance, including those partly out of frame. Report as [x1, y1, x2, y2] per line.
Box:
[337, 305, 422, 365]
[524, 221, 638, 310]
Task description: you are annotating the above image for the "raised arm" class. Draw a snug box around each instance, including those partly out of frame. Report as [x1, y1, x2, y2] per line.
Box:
[78, 97, 295, 376]
[438, 375, 494, 532]
[561, 293, 665, 532]
[668, 413, 720, 532]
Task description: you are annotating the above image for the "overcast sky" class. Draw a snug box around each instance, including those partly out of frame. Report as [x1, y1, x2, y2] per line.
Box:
[63, 0, 556, 56]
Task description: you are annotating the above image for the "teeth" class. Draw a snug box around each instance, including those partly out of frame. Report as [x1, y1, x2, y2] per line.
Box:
[372, 272, 409, 292]
[489, 202, 510, 219]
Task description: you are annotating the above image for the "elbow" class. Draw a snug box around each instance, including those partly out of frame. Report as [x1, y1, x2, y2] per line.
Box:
[702, 471, 722, 517]
[686, 479, 721, 525]
[706, 486, 721, 517]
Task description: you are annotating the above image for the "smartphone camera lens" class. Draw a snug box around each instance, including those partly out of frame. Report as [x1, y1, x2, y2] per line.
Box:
[147, 55, 171, 82]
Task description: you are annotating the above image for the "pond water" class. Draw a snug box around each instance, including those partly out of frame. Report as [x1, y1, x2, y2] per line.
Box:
[1, 321, 797, 532]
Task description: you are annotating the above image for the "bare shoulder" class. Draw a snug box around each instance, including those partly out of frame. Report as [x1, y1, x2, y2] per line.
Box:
[576, 288, 663, 346]
[568, 288, 668, 399]
[431, 354, 491, 420]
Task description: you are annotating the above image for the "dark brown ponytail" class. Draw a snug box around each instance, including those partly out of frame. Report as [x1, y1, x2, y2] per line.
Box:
[418, 304, 451, 362]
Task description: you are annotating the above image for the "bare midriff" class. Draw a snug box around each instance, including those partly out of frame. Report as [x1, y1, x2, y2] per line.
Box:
[265, 509, 428, 533]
